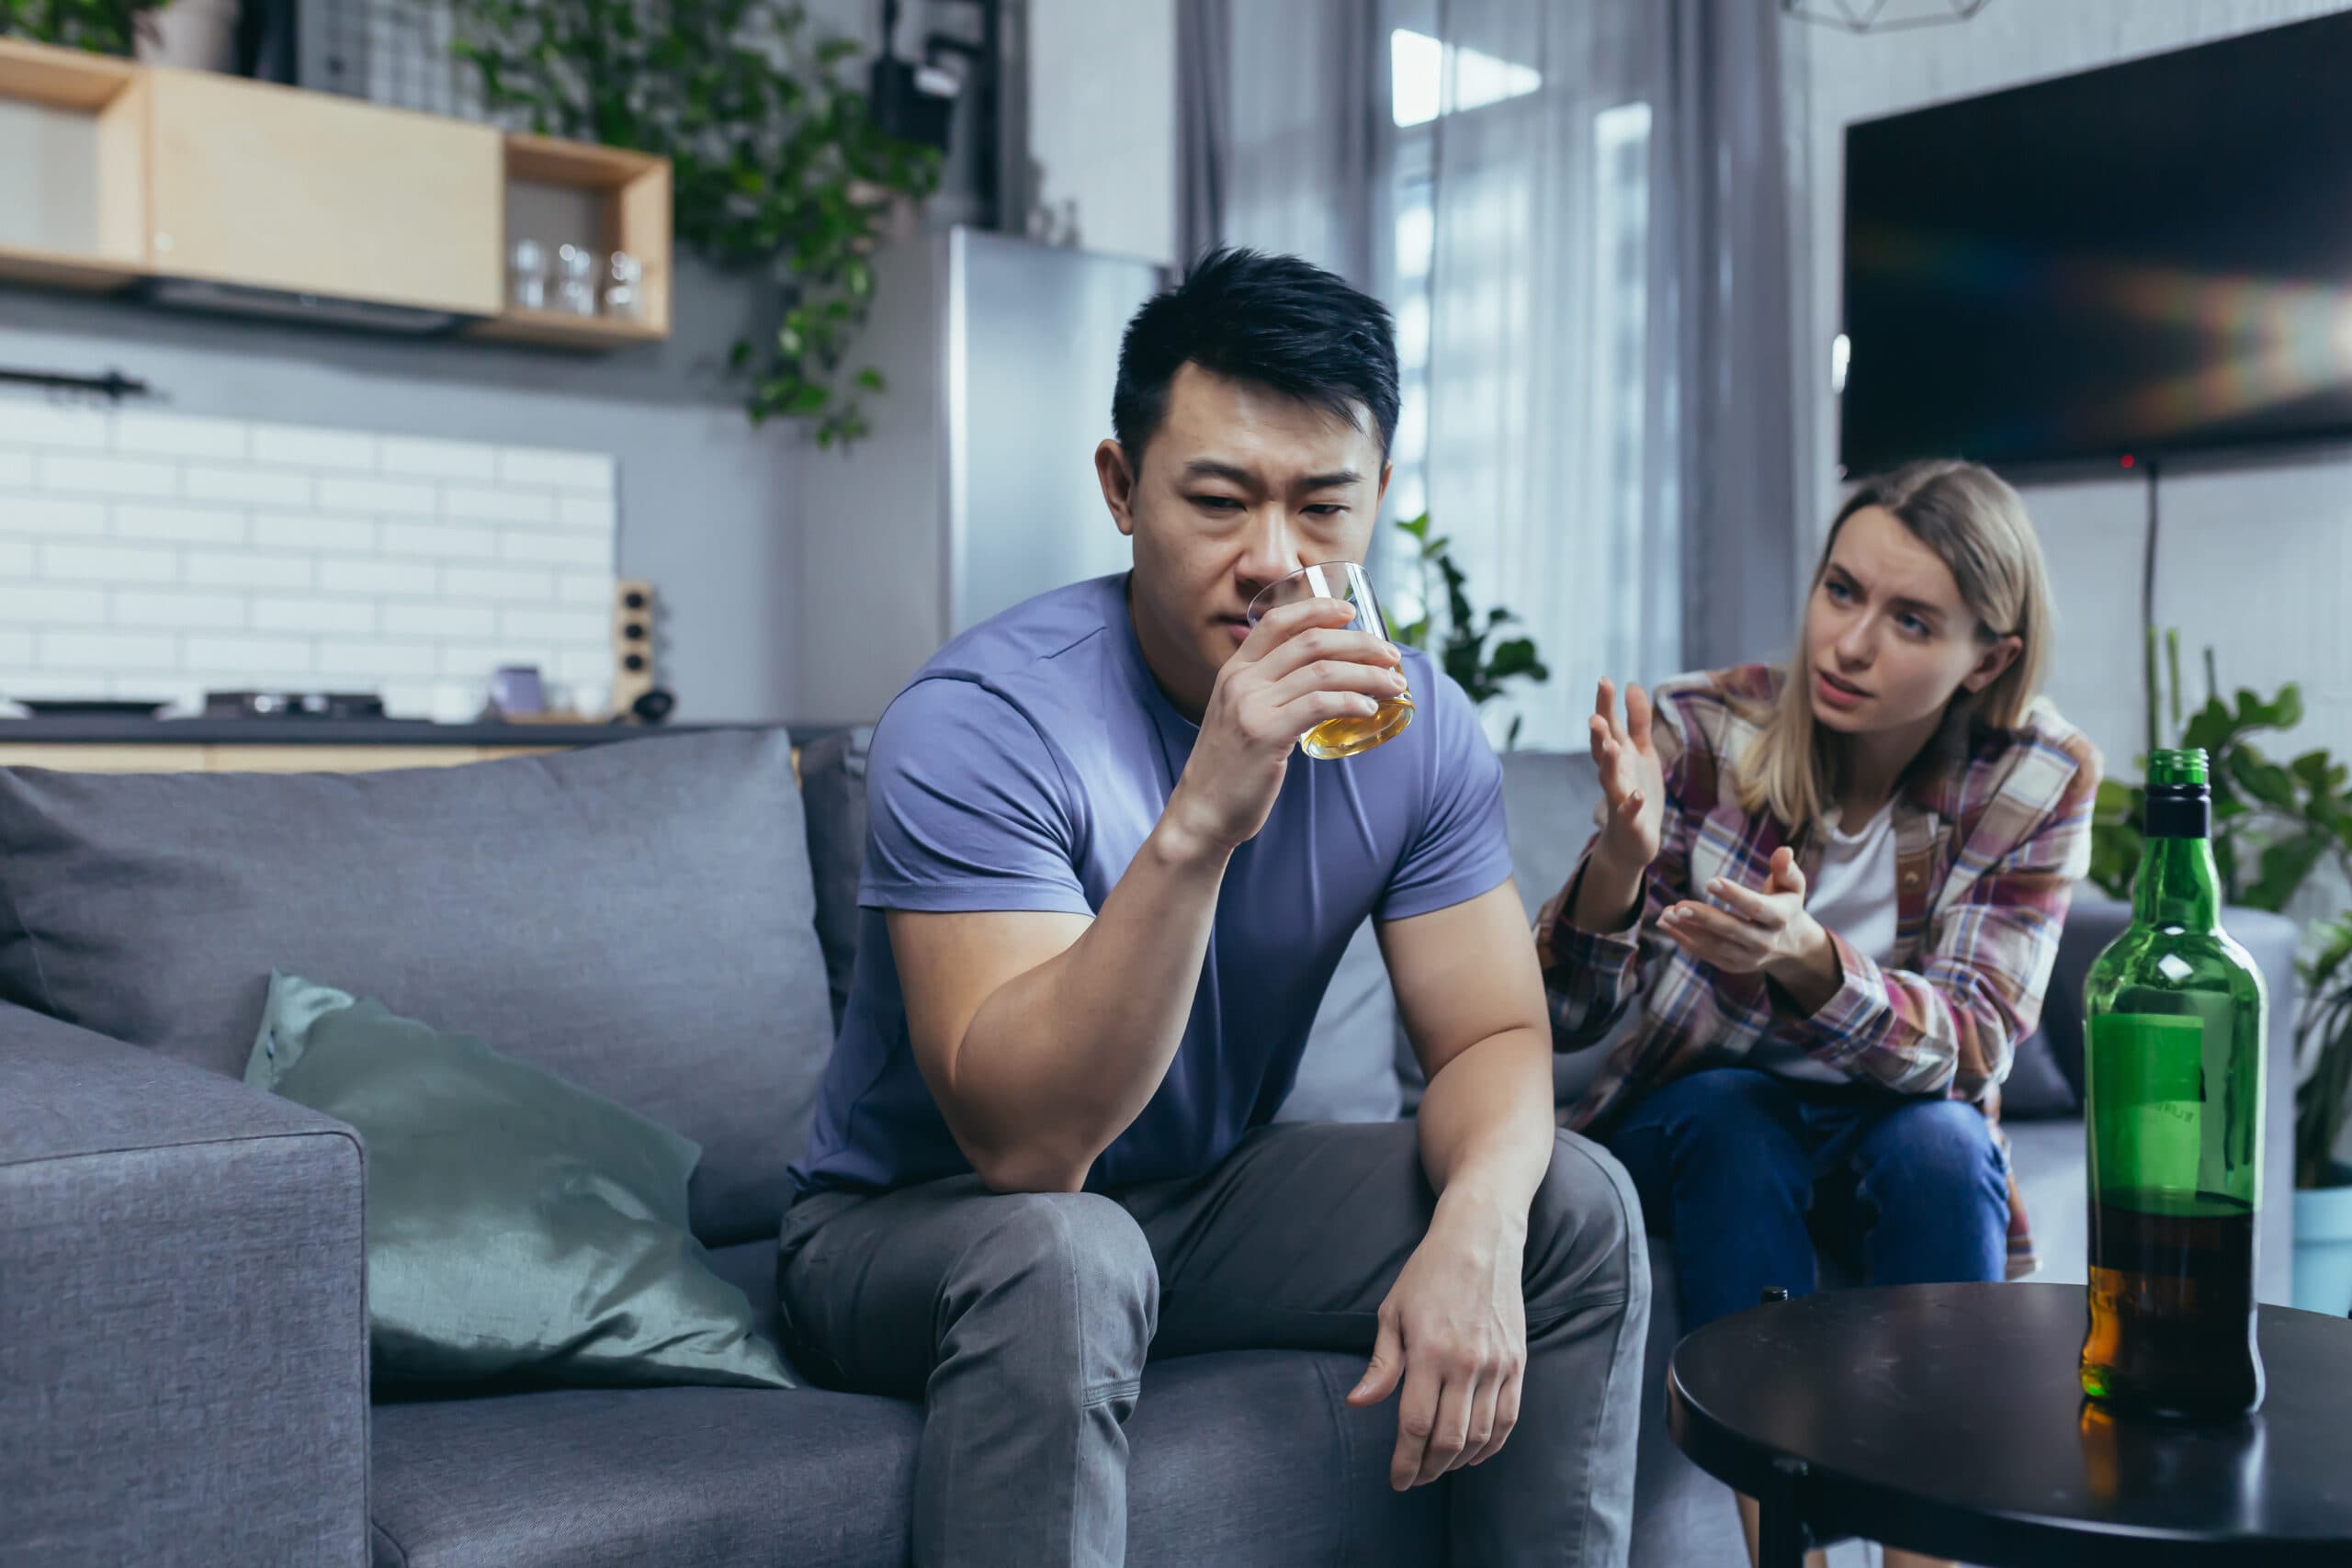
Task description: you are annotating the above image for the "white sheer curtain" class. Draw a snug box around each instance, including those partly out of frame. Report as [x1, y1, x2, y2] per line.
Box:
[1202, 0, 1385, 288]
[1386, 0, 1679, 750]
[1193, 0, 1802, 752]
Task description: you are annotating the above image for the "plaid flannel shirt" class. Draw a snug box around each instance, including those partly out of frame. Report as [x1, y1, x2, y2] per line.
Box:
[1537, 664, 2095, 1279]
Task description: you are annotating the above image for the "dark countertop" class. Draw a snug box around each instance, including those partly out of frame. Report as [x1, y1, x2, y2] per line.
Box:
[0, 717, 820, 746]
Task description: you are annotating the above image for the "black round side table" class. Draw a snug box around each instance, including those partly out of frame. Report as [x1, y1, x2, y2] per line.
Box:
[1666, 1282, 2352, 1566]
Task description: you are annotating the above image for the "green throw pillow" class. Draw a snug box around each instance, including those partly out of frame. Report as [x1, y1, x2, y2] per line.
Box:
[245, 970, 794, 1391]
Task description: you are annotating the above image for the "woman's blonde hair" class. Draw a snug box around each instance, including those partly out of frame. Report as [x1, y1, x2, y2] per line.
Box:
[1735, 458, 2052, 831]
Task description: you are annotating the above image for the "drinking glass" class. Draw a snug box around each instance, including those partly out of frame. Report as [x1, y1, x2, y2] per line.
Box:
[1244, 560, 1414, 760]
[509, 238, 548, 310]
[604, 250, 644, 321]
[556, 243, 598, 316]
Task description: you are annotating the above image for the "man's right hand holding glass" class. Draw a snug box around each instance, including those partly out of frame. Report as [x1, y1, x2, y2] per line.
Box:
[1161, 596, 1408, 860]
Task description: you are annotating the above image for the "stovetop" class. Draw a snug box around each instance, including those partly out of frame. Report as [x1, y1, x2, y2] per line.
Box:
[202, 689, 390, 720]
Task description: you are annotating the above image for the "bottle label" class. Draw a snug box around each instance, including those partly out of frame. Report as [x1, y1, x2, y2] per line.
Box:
[2089, 1013, 2206, 1202]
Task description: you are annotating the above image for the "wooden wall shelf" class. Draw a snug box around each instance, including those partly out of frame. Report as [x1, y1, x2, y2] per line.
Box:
[0, 241, 144, 292]
[0, 38, 135, 109]
[503, 132, 659, 186]
[0, 37, 673, 351]
[473, 307, 668, 348]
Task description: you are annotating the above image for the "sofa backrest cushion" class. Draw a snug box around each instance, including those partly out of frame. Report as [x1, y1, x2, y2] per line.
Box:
[0, 730, 831, 1247]
[1497, 750, 1609, 1104]
[794, 726, 873, 1032]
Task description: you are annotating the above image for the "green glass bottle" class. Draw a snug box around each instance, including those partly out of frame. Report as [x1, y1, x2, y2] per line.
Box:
[2079, 749, 2267, 1418]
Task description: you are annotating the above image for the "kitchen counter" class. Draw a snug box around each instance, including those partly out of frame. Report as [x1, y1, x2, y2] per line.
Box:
[0, 717, 811, 746]
[0, 717, 838, 775]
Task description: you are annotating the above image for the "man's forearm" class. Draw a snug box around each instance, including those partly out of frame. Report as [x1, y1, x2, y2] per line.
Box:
[1414, 1026, 1555, 1227]
[945, 816, 1231, 1190]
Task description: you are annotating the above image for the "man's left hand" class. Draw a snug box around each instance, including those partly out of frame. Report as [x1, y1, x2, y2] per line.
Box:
[1345, 1191, 1528, 1489]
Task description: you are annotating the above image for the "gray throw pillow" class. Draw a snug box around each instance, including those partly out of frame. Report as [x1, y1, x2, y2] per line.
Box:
[245, 971, 794, 1391]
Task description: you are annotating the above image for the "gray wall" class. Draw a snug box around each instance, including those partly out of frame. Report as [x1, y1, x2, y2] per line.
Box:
[0, 259, 803, 722]
[0, 0, 1181, 723]
[1024, 0, 1177, 265]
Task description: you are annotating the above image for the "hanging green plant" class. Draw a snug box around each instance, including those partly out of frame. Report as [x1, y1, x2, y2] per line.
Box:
[0, 0, 165, 56]
[451, 0, 943, 446]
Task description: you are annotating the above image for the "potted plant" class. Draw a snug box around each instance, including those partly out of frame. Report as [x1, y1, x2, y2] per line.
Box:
[2089, 630, 2352, 1310]
[1389, 513, 1551, 748]
[136, 0, 235, 70]
[2290, 914, 2352, 1307]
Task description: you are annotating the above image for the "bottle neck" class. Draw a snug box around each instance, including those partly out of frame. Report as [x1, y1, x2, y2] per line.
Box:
[2134, 833, 2221, 932]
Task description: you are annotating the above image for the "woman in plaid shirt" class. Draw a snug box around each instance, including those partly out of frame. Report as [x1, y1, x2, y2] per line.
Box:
[1539, 459, 2096, 1567]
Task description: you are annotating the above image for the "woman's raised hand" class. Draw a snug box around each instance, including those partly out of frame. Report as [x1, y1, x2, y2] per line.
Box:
[1589, 678, 1665, 873]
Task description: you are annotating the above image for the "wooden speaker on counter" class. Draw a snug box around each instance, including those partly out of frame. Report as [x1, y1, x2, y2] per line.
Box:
[612, 578, 658, 718]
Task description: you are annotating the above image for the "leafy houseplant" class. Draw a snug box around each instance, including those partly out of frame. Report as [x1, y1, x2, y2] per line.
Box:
[451, 0, 942, 446]
[0, 0, 165, 55]
[2089, 628, 2352, 1189]
[1390, 513, 1550, 748]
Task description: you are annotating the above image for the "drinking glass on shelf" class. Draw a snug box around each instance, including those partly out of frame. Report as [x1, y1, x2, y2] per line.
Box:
[604, 250, 644, 321]
[510, 238, 548, 310]
[1244, 560, 1414, 760]
[556, 243, 598, 316]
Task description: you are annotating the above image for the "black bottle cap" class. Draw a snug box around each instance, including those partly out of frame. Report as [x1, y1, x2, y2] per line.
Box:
[2145, 748, 2211, 839]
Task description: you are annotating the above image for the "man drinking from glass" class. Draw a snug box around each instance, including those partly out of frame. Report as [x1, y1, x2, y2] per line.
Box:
[782, 247, 1647, 1568]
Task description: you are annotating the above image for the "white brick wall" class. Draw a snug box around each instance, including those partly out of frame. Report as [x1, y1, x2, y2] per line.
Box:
[0, 398, 617, 720]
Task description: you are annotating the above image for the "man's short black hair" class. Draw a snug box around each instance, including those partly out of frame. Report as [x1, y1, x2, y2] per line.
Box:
[1111, 247, 1399, 474]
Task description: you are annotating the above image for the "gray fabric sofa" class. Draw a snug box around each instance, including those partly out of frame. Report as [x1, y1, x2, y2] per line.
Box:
[0, 728, 1450, 1568]
[0, 728, 2302, 1568]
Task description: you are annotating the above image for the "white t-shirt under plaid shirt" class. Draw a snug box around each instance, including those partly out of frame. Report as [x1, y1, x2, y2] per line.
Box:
[1748, 802, 1897, 1084]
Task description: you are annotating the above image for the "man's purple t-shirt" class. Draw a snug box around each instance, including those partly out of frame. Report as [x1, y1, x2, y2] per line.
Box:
[789, 573, 1514, 1196]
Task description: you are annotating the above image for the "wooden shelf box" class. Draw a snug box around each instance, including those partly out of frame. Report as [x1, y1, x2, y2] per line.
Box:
[0, 39, 146, 292]
[0, 37, 673, 350]
[145, 66, 505, 316]
[478, 133, 672, 344]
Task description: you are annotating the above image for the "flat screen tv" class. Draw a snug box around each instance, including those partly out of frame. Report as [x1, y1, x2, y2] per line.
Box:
[1839, 12, 2352, 474]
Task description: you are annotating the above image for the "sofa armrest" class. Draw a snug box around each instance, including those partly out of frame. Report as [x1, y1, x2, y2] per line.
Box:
[2047, 896, 2303, 1302]
[0, 1003, 369, 1567]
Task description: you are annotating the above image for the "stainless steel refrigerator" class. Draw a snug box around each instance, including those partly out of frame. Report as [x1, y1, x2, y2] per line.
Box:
[792, 227, 1166, 724]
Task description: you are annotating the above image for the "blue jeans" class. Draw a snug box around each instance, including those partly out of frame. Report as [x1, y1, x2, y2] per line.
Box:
[1604, 1066, 2010, 1331]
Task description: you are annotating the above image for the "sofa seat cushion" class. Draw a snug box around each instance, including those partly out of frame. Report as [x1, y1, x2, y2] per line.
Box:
[0, 731, 832, 1247]
[369, 1384, 917, 1568]
[368, 1349, 1442, 1568]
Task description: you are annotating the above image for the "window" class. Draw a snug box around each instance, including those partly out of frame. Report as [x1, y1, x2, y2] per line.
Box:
[1589, 101, 1665, 688]
[1381, 26, 1666, 748]
[1388, 28, 1544, 129]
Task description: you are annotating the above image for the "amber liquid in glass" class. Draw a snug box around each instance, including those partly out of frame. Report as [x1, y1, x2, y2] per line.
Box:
[1299, 693, 1415, 760]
